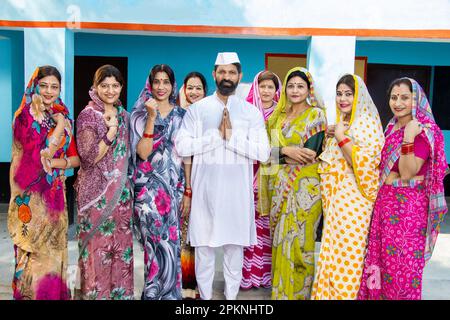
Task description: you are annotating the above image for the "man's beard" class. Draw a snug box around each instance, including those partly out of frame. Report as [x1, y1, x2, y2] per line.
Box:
[216, 79, 239, 96]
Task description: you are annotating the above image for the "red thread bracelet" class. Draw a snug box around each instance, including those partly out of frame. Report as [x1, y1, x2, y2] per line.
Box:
[184, 189, 192, 198]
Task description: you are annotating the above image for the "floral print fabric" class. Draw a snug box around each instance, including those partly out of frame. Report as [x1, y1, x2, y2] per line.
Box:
[131, 105, 186, 300]
[76, 94, 133, 300]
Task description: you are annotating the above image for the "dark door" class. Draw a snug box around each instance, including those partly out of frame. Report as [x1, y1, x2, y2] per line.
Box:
[366, 63, 431, 129]
[74, 56, 128, 121]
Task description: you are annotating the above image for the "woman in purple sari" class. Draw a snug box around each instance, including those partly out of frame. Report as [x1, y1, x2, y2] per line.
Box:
[130, 64, 186, 300]
[358, 78, 448, 300]
[75, 65, 134, 300]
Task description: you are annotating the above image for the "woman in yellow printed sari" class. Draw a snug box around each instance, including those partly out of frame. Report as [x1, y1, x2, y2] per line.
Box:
[311, 74, 384, 300]
[261, 67, 326, 300]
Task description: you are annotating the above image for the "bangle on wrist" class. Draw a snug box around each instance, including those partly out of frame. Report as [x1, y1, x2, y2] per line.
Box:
[401, 143, 414, 155]
[64, 157, 72, 169]
[338, 137, 351, 148]
[103, 134, 114, 146]
[143, 133, 155, 139]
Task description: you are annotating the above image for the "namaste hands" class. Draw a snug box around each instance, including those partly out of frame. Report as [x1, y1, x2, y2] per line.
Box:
[219, 108, 232, 141]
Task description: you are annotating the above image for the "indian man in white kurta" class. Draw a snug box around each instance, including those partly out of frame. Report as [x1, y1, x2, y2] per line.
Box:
[175, 52, 270, 300]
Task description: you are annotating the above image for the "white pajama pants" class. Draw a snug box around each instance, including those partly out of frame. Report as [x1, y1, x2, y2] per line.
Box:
[195, 245, 243, 300]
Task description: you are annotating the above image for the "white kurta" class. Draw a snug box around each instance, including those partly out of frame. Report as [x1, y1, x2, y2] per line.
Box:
[175, 93, 270, 247]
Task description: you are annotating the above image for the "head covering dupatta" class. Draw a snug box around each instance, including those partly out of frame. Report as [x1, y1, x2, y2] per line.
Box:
[245, 70, 282, 121]
[258, 67, 326, 216]
[12, 67, 72, 216]
[381, 78, 448, 262]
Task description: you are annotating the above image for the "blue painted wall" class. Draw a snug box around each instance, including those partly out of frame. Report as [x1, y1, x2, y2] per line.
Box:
[0, 30, 24, 116]
[74, 33, 308, 109]
[357, 40, 450, 163]
[0, 38, 12, 162]
[2, 33, 450, 164]
[0, 30, 24, 162]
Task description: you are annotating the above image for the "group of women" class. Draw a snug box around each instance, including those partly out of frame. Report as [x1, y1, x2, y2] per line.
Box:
[7, 62, 447, 301]
[253, 67, 447, 300]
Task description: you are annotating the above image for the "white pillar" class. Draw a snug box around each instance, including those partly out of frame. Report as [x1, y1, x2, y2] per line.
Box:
[307, 36, 356, 124]
[24, 28, 74, 115]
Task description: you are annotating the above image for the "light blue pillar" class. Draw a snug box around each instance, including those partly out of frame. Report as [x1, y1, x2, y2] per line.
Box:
[23, 28, 75, 175]
[0, 37, 12, 162]
[307, 36, 356, 124]
[24, 28, 74, 115]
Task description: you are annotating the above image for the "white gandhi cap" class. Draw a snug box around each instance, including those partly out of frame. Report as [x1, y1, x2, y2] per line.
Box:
[215, 52, 240, 65]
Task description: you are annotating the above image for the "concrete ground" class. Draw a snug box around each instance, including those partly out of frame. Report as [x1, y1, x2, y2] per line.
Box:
[1, 201, 449, 300]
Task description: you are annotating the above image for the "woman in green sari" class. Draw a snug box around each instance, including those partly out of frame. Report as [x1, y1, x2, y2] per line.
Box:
[261, 67, 326, 300]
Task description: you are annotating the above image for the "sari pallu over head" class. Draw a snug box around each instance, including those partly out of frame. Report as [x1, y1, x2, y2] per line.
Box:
[319, 74, 385, 202]
[246, 70, 282, 121]
[76, 88, 130, 256]
[258, 67, 326, 217]
[75, 88, 130, 212]
[129, 75, 180, 245]
[379, 78, 448, 262]
[246, 70, 282, 210]
[12, 67, 72, 217]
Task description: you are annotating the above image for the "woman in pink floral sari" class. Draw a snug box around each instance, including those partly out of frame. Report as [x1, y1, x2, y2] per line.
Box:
[9, 66, 80, 300]
[75, 65, 134, 300]
[358, 78, 448, 300]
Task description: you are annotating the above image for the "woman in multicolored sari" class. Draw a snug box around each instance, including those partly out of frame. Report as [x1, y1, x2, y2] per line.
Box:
[178, 71, 207, 299]
[241, 70, 282, 290]
[311, 74, 384, 300]
[75, 65, 134, 300]
[358, 78, 448, 300]
[130, 64, 186, 300]
[261, 67, 326, 300]
[8, 66, 80, 300]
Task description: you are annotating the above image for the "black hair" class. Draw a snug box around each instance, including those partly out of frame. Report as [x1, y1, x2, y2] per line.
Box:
[336, 74, 355, 94]
[93, 64, 125, 87]
[258, 71, 280, 91]
[387, 77, 412, 98]
[37, 65, 62, 84]
[149, 64, 176, 88]
[183, 71, 208, 95]
[286, 70, 310, 90]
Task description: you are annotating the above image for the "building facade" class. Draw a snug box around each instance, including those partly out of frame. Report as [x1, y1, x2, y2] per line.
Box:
[1, 0, 449, 213]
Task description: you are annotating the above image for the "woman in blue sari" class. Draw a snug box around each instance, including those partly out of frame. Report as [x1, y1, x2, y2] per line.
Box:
[130, 64, 186, 300]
